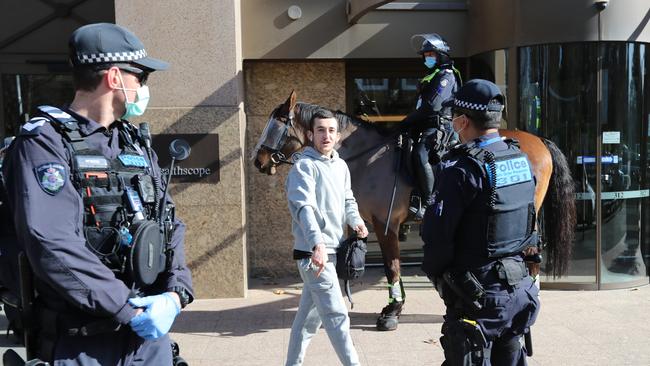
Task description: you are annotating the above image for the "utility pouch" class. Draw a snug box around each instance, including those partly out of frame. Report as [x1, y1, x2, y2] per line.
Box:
[135, 174, 156, 204]
[495, 258, 528, 286]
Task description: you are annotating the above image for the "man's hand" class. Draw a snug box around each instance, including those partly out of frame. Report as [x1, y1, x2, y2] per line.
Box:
[312, 243, 328, 277]
[128, 292, 181, 340]
[353, 223, 369, 239]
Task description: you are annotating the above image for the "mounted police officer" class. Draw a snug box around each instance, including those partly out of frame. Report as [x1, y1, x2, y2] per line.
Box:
[402, 33, 462, 220]
[1, 23, 193, 365]
[421, 79, 540, 365]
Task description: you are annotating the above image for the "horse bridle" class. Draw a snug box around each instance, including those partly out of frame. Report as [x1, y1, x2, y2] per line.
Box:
[257, 111, 302, 166]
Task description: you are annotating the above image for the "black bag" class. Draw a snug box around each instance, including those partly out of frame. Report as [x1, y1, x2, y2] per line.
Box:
[336, 235, 367, 308]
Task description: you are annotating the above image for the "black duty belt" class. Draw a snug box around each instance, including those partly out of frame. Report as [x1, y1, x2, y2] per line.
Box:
[40, 307, 121, 337]
[470, 258, 528, 287]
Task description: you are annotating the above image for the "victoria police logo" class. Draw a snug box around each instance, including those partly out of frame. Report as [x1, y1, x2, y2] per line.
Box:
[489, 157, 533, 188]
[35, 163, 66, 195]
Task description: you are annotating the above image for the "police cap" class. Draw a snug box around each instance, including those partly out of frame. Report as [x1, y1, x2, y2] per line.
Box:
[69, 23, 168, 71]
[444, 79, 505, 112]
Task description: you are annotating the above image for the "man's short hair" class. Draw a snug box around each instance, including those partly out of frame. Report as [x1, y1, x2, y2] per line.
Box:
[71, 64, 105, 92]
[309, 108, 339, 131]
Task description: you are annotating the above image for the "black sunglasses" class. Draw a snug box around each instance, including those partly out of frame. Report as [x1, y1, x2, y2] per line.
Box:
[100, 63, 150, 85]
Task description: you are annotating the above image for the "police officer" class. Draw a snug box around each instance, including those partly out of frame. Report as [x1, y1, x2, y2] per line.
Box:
[2, 23, 193, 365]
[421, 79, 540, 365]
[403, 33, 462, 220]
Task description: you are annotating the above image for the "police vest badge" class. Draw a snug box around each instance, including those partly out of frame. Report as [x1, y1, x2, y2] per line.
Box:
[35, 163, 66, 195]
[118, 154, 148, 168]
[488, 156, 533, 188]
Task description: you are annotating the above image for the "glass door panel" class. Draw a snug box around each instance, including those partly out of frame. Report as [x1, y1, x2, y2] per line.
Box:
[519, 43, 599, 285]
[599, 43, 649, 284]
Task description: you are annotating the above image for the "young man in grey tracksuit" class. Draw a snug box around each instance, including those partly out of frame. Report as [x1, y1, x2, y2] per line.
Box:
[285, 108, 369, 366]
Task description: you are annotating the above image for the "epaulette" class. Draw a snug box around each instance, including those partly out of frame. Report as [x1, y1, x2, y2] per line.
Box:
[19, 116, 50, 136]
[20, 105, 80, 136]
[24, 106, 89, 151]
[36, 105, 80, 131]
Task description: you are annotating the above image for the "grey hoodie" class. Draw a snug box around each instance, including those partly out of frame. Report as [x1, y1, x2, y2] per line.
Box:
[286, 146, 364, 254]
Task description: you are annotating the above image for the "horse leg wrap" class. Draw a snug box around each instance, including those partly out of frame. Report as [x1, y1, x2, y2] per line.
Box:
[388, 279, 404, 303]
[377, 278, 406, 331]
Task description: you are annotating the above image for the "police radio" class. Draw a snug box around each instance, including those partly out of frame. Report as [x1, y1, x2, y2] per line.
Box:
[139, 122, 152, 149]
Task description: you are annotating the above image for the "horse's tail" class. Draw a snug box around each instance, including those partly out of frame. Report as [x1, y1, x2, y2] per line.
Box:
[541, 138, 576, 278]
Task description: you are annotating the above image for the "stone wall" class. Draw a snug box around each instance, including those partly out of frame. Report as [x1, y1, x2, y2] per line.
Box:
[244, 61, 345, 277]
[116, 0, 247, 298]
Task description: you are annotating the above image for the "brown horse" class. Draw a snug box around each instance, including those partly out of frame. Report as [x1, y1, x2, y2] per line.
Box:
[253, 91, 576, 330]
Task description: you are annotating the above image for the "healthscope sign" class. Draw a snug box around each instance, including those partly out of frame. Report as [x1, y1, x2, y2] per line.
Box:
[152, 133, 220, 184]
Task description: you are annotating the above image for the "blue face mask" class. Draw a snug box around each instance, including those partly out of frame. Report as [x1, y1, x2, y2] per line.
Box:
[117, 71, 151, 120]
[424, 56, 437, 69]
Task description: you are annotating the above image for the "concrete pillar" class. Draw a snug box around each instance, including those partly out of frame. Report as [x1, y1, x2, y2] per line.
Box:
[115, 0, 247, 298]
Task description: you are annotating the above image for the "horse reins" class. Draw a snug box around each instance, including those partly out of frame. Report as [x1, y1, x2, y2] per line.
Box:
[339, 132, 399, 163]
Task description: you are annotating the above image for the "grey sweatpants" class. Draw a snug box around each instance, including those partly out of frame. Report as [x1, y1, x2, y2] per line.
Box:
[285, 258, 360, 366]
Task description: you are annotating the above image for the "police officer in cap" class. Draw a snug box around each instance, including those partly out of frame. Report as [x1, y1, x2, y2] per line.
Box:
[402, 33, 462, 220]
[2, 23, 193, 365]
[421, 79, 540, 365]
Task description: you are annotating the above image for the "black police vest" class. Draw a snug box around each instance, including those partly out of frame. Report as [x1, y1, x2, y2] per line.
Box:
[418, 65, 462, 119]
[35, 106, 170, 289]
[456, 140, 538, 258]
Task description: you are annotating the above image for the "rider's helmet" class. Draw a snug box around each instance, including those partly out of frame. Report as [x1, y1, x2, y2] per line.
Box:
[414, 33, 450, 56]
[411, 33, 451, 65]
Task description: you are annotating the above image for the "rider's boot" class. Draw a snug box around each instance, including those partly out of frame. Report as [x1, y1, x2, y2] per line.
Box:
[410, 159, 435, 221]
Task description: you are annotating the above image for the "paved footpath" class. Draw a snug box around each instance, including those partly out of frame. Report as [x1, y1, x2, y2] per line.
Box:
[2, 266, 650, 365]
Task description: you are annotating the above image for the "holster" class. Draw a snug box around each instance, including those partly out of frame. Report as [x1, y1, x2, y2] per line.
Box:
[442, 270, 486, 311]
[440, 317, 489, 365]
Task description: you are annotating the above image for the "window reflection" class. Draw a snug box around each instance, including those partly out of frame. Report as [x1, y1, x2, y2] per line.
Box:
[346, 59, 466, 123]
[519, 43, 650, 286]
[2, 74, 73, 137]
[352, 77, 419, 121]
[469, 49, 508, 126]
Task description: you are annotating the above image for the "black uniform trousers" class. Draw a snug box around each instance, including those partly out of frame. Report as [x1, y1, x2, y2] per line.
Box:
[51, 327, 172, 366]
[442, 265, 540, 366]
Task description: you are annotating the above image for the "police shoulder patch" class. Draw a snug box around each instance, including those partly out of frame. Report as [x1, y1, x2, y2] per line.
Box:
[34, 163, 66, 195]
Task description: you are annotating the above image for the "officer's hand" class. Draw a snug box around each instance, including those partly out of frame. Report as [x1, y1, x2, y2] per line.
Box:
[128, 293, 181, 340]
[353, 223, 369, 239]
[312, 243, 327, 277]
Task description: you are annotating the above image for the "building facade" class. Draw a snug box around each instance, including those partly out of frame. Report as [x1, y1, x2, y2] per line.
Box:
[1, 0, 649, 295]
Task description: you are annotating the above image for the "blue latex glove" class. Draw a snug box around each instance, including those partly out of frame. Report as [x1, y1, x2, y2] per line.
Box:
[129, 293, 181, 340]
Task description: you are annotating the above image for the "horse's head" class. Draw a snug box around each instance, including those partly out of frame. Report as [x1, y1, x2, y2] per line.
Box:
[252, 90, 306, 175]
